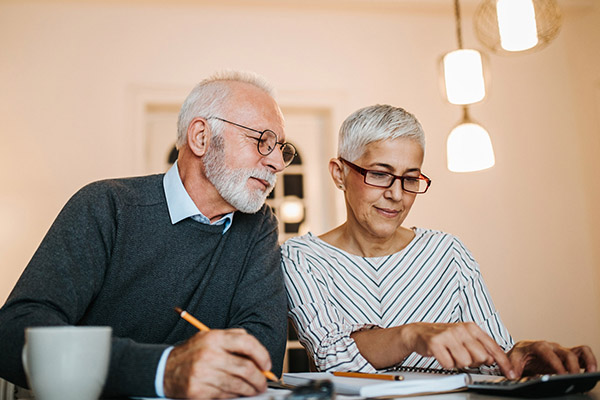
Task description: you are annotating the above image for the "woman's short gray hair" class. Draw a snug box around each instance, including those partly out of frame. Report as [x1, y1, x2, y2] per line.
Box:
[176, 70, 275, 148]
[338, 104, 425, 161]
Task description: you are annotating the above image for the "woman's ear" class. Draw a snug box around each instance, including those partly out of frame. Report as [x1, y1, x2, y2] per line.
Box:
[329, 158, 346, 191]
[187, 118, 211, 157]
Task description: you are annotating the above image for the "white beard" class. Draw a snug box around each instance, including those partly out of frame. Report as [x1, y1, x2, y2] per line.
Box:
[204, 135, 276, 213]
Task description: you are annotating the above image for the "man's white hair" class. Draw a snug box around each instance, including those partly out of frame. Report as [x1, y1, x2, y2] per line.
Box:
[176, 70, 276, 148]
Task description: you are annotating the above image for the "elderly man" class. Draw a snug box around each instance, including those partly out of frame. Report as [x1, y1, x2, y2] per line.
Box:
[0, 71, 294, 398]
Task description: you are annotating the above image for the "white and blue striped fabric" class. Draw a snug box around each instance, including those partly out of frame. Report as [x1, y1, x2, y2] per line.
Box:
[281, 228, 514, 373]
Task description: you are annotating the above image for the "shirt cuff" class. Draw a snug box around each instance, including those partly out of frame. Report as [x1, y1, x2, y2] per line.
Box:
[155, 346, 174, 397]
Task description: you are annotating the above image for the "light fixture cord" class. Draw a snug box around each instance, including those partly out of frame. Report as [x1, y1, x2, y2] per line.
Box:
[462, 105, 470, 122]
[454, 0, 463, 49]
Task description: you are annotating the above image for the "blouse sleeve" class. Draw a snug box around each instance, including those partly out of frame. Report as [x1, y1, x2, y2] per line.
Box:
[452, 237, 515, 353]
[281, 239, 378, 372]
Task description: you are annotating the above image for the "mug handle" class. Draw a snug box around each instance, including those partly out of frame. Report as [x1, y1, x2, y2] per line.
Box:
[21, 343, 29, 376]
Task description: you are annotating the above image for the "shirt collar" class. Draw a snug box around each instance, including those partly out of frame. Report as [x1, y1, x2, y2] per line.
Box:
[163, 161, 233, 232]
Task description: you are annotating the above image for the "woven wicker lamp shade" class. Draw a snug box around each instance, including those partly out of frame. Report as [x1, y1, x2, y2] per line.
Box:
[474, 0, 562, 54]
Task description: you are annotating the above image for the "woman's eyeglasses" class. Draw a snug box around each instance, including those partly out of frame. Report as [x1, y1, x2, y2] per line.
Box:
[340, 158, 431, 194]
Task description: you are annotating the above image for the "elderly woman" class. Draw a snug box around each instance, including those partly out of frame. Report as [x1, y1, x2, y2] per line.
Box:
[281, 104, 596, 379]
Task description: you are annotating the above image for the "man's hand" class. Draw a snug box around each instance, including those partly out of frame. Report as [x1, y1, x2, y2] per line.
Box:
[507, 340, 597, 377]
[405, 322, 517, 379]
[163, 329, 273, 399]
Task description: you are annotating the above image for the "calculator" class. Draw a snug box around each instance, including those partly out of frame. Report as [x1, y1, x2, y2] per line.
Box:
[467, 371, 600, 397]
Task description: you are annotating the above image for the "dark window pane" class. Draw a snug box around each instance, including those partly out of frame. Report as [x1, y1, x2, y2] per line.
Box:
[287, 349, 311, 372]
[168, 145, 178, 164]
[285, 222, 301, 233]
[283, 174, 304, 198]
[287, 319, 298, 340]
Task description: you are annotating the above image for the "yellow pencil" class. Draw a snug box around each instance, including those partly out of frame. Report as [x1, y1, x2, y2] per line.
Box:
[174, 307, 279, 382]
[333, 371, 404, 381]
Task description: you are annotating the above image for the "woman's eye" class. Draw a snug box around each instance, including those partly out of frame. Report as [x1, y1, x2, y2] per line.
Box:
[369, 171, 390, 179]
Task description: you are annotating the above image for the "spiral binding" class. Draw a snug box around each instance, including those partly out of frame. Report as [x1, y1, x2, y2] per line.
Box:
[393, 366, 459, 375]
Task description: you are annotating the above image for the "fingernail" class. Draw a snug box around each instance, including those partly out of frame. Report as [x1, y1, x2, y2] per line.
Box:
[508, 370, 517, 380]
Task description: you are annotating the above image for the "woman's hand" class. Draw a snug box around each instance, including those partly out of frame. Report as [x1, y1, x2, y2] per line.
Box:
[351, 322, 516, 379]
[402, 322, 516, 378]
[507, 341, 597, 377]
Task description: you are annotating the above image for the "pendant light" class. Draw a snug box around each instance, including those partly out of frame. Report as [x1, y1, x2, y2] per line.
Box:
[447, 107, 495, 173]
[474, 0, 562, 54]
[442, 0, 486, 105]
[443, 0, 495, 172]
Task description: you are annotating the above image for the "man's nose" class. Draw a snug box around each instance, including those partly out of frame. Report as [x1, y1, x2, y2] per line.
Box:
[263, 145, 286, 172]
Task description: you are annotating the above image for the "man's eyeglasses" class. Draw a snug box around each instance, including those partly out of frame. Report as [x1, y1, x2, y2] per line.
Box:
[209, 117, 297, 167]
[340, 158, 431, 194]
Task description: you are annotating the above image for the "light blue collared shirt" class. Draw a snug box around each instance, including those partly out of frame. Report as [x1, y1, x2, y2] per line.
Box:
[154, 161, 234, 397]
[163, 161, 234, 231]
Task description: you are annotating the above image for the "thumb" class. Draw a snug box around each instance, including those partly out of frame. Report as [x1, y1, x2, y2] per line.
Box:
[507, 348, 527, 378]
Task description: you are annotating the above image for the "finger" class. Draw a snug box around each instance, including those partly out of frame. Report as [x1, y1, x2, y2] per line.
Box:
[483, 343, 512, 377]
[433, 329, 480, 369]
[507, 348, 526, 379]
[458, 326, 496, 367]
[220, 352, 268, 394]
[428, 342, 457, 370]
[475, 333, 515, 379]
[534, 342, 568, 374]
[188, 367, 261, 399]
[165, 332, 267, 398]
[185, 352, 266, 398]
[572, 346, 598, 372]
[446, 340, 474, 369]
[556, 347, 583, 374]
[218, 330, 273, 372]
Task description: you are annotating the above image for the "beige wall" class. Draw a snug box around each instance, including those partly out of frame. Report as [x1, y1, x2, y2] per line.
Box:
[1, 0, 599, 356]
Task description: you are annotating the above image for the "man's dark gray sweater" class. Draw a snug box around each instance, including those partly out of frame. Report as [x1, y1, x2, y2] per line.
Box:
[0, 174, 287, 397]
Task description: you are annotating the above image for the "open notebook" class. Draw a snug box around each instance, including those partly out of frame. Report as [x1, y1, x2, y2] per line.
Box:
[283, 370, 600, 398]
[283, 371, 467, 397]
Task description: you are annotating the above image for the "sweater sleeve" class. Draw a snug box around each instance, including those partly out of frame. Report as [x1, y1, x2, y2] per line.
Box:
[226, 206, 288, 377]
[281, 238, 377, 372]
[0, 183, 166, 397]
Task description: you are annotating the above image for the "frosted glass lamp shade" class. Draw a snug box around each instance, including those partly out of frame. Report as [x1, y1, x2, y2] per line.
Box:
[443, 49, 486, 105]
[447, 122, 495, 172]
[497, 0, 538, 51]
[280, 196, 304, 224]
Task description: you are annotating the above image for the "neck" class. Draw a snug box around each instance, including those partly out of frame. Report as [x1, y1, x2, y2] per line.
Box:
[321, 222, 415, 258]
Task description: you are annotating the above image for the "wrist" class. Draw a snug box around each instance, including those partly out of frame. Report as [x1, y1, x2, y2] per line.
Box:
[391, 324, 418, 364]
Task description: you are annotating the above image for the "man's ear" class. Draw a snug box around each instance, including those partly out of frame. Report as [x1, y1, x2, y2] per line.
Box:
[187, 118, 211, 157]
[329, 158, 346, 191]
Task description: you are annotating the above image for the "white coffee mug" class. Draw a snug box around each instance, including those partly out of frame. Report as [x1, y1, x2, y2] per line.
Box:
[22, 326, 111, 400]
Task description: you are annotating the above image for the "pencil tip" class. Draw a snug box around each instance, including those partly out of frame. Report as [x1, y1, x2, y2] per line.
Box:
[174, 307, 183, 314]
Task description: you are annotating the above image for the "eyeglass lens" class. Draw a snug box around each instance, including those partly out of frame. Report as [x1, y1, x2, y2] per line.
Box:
[365, 172, 428, 193]
[257, 130, 296, 166]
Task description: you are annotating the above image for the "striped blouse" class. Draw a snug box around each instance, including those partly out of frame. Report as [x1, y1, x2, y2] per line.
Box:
[281, 228, 514, 373]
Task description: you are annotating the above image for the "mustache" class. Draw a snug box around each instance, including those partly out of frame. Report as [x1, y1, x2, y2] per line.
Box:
[249, 169, 277, 190]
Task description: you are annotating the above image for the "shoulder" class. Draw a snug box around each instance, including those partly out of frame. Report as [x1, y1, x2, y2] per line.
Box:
[72, 174, 165, 208]
[414, 227, 469, 251]
[281, 233, 323, 257]
[233, 203, 278, 235]
[414, 227, 480, 275]
[281, 233, 339, 271]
